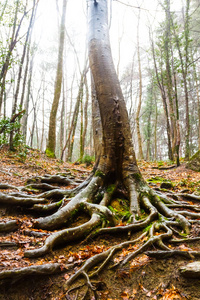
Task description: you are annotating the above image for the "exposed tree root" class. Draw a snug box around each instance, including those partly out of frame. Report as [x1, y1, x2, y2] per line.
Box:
[0, 183, 20, 191]
[29, 199, 64, 213]
[65, 233, 147, 289]
[24, 213, 102, 258]
[24, 183, 60, 191]
[33, 176, 103, 230]
[0, 193, 47, 206]
[146, 250, 200, 259]
[0, 220, 19, 232]
[0, 263, 68, 285]
[1, 168, 200, 293]
[26, 174, 76, 186]
[0, 241, 18, 247]
[22, 230, 50, 237]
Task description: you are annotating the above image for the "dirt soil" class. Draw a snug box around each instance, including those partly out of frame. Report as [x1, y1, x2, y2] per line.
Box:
[0, 147, 200, 300]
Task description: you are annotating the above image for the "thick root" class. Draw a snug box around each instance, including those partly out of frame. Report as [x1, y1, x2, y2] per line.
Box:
[24, 213, 102, 258]
[0, 193, 47, 207]
[34, 176, 103, 230]
[27, 174, 75, 186]
[0, 220, 19, 232]
[0, 263, 66, 285]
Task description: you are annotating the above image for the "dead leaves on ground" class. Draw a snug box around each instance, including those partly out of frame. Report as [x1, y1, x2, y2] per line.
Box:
[119, 284, 187, 300]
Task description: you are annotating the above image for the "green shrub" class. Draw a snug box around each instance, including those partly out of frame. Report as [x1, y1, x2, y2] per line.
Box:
[0, 108, 25, 151]
[82, 155, 95, 166]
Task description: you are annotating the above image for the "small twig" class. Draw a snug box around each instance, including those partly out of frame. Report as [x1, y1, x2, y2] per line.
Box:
[66, 283, 85, 294]
[83, 271, 95, 290]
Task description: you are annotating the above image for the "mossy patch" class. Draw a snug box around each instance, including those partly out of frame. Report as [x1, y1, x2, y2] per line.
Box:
[132, 172, 143, 182]
[147, 176, 168, 183]
[187, 150, 200, 171]
[45, 148, 55, 158]
[109, 198, 131, 221]
[147, 176, 173, 189]
[106, 184, 116, 194]
[95, 170, 105, 178]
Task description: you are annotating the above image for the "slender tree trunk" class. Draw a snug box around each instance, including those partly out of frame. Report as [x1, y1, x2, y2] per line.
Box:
[67, 73, 85, 162]
[154, 95, 158, 161]
[21, 54, 34, 143]
[0, 0, 8, 22]
[193, 64, 200, 150]
[135, 10, 143, 159]
[40, 77, 45, 151]
[80, 75, 89, 162]
[171, 0, 190, 160]
[164, 1, 176, 160]
[46, 0, 67, 157]
[82, 76, 89, 156]
[0, 0, 27, 113]
[60, 79, 65, 158]
[61, 66, 89, 161]
[173, 70, 180, 166]
[80, 85, 84, 162]
[12, 0, 36, 115]
[151, 34, 173, 161]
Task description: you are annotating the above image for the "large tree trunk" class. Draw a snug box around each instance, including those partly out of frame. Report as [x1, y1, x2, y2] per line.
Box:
[88, 0, 141, 215]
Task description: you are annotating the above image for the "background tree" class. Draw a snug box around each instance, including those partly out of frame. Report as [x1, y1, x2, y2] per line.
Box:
[46, 0, 67, 157]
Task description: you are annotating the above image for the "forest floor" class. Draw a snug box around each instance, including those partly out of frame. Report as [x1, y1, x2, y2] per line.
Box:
[0, 146, 200, 299]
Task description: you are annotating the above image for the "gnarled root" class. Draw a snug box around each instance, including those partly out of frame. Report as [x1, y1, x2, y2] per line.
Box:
[1, 166, 200, 295]
[24, 213, 102, 258]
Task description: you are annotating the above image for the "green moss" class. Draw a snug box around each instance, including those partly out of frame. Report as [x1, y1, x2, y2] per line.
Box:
[147, 176, 170, 183]
[95, 170, 105, 178]
[108, 198, 131, 220]
[71, 208, 79, 217]
[132, 172, 142, 181]
[79, 203, 85, 210]
[143, 223, 153, 232]
[56, 199, 63, 207]
[179, 232, 188, 237]
[45, 148, 55, 158]
[106, 184, 116, 194]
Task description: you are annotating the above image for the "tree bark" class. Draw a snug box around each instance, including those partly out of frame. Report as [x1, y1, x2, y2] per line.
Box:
[88, 0, 140, 192]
